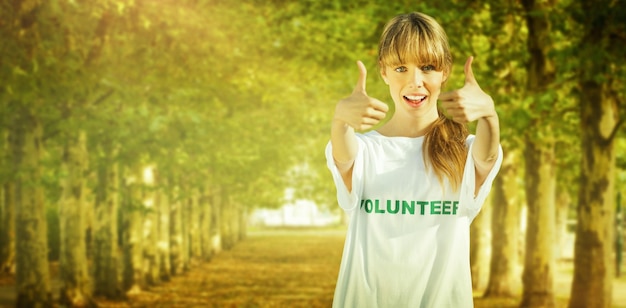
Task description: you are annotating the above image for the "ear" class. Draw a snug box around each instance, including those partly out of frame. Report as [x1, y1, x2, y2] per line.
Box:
[442, 69, 450, 83]
[380, 63, 389, 85]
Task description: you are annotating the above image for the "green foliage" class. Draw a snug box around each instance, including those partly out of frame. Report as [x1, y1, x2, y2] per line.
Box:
[1, 0, 624, 213]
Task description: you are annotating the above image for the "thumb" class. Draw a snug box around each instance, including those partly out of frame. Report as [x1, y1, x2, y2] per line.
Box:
[464, 56, 477, 85]
[354, 60, 367, 93]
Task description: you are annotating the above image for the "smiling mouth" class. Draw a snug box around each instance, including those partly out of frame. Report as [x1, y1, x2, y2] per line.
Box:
[403, 95, 427, 106]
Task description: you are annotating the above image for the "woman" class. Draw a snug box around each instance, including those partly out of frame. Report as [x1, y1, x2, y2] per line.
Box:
[325, 12, 502, 307]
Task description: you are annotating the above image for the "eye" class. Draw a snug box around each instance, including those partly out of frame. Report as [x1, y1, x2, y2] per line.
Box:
[421, 64, 436, 72]
[394, 66, 408, 73]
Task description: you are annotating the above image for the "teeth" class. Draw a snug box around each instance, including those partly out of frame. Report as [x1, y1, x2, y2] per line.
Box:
[405, 95, 426, 101]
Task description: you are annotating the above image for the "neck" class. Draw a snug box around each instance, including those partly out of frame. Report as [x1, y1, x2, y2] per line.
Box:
[377, 111, 439, 138]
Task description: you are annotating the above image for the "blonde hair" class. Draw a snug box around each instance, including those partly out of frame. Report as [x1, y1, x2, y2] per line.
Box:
[378, 12, 452, 78]
[378, 12, 469, 191]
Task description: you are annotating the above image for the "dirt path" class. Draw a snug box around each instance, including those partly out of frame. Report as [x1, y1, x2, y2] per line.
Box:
[2, 229, 626, 307]
[97, 229, 346, 307]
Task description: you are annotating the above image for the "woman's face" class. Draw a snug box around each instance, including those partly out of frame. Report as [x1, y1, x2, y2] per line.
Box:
[381, 62, 447, 119]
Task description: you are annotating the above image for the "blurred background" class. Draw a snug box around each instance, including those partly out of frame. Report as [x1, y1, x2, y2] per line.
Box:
[1, 0, 625, 307]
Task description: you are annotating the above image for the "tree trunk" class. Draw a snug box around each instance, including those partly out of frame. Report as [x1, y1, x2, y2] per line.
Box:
[521, 138, 556, 308]
[190, 188, 202, 260]
[0, 181, 15, 274]
[181, 185, 190, 271]
[470, 201, 491, 293]
[0, 129, 16, 274]
[143, 166, 160, 286]
[211, 185, 223, 254]
[232, 202, 243, 243]
[484, 149, 521, 297]
[93, 142, 123, 299]
[157, 172, 171, 281]
[520, 0, 557, 306]
[200, 185, 213, 261]
[555, 190, 571, 260]
[13, 111, 53, 306]
[169, 179, 184, 275]
[220, 190, 236, 250]
[59, 130, 95, 307]
[122, 166, 145, 294]
[238, 204, 247, 241]
[569, 64, 618, 308]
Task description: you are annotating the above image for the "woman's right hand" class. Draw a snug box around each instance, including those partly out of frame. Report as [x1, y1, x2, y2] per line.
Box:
[333, 61, 389, 131]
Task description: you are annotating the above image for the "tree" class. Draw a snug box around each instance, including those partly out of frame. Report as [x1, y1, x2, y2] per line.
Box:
[3, 0, 54, 305]
[93, 141, 123, 298]
[58, 131, 94, 307]
[470, 201, 492, 292]
[485, 150, 521, 297]
[520, 0, 558, 306]
[121, 165, 146, 294]
[483, 0, 526, 298]
[0, 130, 15, 274]
[143, 166, 161, 286]
[169, 176, 185, 275]
[199, 183, 214, 261]
[13, 108, 53, 306]
[568, 0, 626, 306]
[155, 170, 172, 281]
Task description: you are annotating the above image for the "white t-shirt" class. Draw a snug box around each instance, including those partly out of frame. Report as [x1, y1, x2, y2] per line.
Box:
[325, 130, 502, 308]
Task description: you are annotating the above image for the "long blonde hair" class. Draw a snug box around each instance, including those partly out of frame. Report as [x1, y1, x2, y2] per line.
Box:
[377, 12, 469, 191]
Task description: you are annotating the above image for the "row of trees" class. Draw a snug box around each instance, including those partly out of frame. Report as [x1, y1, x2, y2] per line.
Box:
[462, 1, 626, 307]
[0, 0, 331, 306]
[0, 0, 625, 307]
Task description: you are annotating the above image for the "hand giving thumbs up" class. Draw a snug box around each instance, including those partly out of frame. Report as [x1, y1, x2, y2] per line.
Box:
[333, 61, 389, 131]
[438, 56, 496, 123]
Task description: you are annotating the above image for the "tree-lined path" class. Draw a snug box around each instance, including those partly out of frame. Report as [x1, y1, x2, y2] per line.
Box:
[2, 0, 625, 307]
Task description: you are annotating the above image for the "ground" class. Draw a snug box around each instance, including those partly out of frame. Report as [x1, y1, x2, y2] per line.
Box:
[1, 228, 625, 307]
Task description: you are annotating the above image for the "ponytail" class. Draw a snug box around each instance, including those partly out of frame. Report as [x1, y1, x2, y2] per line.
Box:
[423, 111, 469, 192]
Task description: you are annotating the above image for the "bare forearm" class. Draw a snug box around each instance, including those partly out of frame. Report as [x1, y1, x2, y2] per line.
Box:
[473, 114, 500, 177]
[331, 119, 358, 172]
[330, 60, 388, 191]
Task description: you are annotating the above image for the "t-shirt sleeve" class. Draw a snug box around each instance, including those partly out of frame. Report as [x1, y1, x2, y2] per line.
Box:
[325, 139, 364, 211]
[460, 136, 504, 220]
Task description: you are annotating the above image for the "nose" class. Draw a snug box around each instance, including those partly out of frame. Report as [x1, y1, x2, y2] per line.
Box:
[409, 69, 424, 87]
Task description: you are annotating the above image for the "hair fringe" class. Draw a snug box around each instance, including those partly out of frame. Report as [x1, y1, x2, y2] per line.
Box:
[377, 12, 452, 77]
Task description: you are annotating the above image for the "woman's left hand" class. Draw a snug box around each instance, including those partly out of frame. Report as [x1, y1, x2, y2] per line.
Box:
[438, 56, 496, 123]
